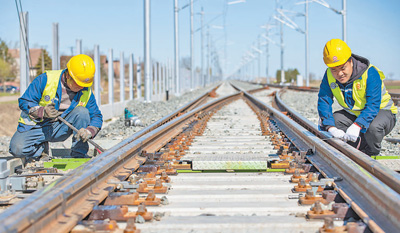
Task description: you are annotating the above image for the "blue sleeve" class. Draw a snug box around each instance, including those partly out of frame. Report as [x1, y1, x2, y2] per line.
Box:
[355, 67, 381, 130]
[86, 92, 103, 129]
[18, 73, 47, 113]
[318, 71, 335, 129]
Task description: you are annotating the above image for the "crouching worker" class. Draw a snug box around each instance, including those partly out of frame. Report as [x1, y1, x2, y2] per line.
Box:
[9, 54, 103, 161]
[318, 39, 397, 156]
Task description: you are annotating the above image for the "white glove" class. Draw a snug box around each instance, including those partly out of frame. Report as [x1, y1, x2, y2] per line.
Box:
[328, 127, 346, 139]
[343, 123, 361, 142]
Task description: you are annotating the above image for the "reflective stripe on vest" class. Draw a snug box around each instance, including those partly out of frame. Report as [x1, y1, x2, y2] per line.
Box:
[18, 70, 92, 125]
[327, 64, 397, 116]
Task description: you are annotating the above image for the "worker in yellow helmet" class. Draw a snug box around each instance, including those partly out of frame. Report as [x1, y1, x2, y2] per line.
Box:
[9, 54, 103, 163]
[318, 39, 397, 156]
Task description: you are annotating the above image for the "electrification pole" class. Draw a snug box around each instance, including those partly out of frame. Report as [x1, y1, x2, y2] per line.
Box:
[200, 7, 204, 87]
[190, 0, 194, 90]
[94, 45, 101, 106]
[305, 1, 309, 86]
[174, 0, 181, 96]
[19, 12, 29, 95]
[76, 39, 82, 55]
[52, 23, 59, 70]
[343, 0, 347, 42]
[207, 25, 210, 85]
[144, 0, 151, 102]
[278, 1, 285, 84]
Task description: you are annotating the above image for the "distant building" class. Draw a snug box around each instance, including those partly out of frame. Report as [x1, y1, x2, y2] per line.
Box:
[61, 55, 120, 77]
[8, 48, 43, 84]
[8, 50, 123, 85]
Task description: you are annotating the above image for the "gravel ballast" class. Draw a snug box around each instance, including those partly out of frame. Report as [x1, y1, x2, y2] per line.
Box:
[1, 82, 397, 159]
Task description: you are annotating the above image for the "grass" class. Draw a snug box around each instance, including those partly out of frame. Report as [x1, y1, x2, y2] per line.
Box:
[386, 85, 400, 89]
[0, 92, 19, 97]
[0, 100, 18, 104]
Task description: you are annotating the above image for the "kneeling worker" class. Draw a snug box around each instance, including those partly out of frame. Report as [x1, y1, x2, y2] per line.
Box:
[318, 39, 397, 156]
[9, 54, 103, 160]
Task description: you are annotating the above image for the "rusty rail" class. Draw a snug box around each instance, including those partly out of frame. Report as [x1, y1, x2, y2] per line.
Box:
[1, 82, 399, 232]
[0, 90, 240, 233]
[231, 83, 400, 232]
[273, 88, 400, 195]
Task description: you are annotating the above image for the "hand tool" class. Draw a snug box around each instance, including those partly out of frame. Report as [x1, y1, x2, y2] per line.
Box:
[57, 116, 105, 153]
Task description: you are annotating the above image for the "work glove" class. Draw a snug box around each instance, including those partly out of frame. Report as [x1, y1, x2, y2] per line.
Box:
[328, 127, 346, 139]
[343, 123, 361, 142]
[75, 128, 92, 142]
[43, 102, 61, 119]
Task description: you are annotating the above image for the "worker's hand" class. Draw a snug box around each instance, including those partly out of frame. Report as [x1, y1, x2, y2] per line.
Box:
[43, 102, 61, 119]
[343, 123, 361, 142]
[75, 128, 92, 142]
[328, 127, 346, 140]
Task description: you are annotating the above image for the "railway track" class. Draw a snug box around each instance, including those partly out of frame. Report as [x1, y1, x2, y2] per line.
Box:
[265, 82, 400, 105]
[0, 82, 399, 232]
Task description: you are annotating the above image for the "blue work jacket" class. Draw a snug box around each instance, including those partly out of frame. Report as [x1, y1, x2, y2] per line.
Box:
[317, 66, 383, 132]
[17, 69, 103, 132]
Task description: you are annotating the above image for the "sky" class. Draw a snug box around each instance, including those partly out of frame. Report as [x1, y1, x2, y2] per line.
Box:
[1, 0, 400, 81]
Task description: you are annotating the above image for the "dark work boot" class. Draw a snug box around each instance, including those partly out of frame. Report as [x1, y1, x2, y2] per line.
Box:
[39, 142, 52, 162]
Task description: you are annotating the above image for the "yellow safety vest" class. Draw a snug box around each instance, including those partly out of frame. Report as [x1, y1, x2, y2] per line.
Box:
[19, 70, 92, 125]
[327, 64, 397, 116]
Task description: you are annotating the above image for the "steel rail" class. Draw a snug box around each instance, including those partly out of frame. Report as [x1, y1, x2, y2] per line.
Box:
[274, 89, 400, 195]
[231, 83, 400, 232]
[0, 91, 241, 233]
[99, 84, 219, 157]
[263, 82, 400, 105]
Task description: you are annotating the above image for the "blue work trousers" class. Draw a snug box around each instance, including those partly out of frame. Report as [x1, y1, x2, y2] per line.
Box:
[9, 107, 90, 158]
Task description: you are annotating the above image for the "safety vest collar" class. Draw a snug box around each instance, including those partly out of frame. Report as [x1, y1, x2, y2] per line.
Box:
[327, 64, 397, 116]
[19, 70, 92, 126]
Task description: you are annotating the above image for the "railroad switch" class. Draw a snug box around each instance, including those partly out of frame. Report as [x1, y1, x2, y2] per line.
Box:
[319, 218, 366, 233]
[307, 201, 349, 220]
[89, 204, 153, 222]
[104, 190, 161, 206]
[300, 190, 337, 205]
[71, 219, 122, 233]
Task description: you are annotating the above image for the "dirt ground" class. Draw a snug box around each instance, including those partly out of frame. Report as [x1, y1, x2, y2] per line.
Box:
[0, 101, 20, 136]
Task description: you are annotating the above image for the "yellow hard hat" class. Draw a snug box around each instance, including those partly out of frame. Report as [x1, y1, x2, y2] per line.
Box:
[323, 39, 351, 67]
[66, 54, 95, 87]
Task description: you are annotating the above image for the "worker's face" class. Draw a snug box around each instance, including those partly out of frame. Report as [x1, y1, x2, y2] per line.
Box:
[330, 59, 353, 84]
[66, 73, 84, 92]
